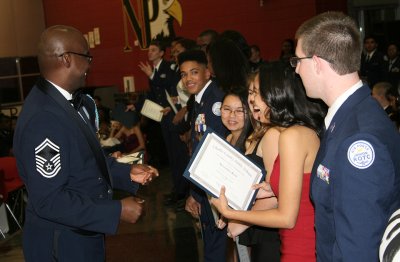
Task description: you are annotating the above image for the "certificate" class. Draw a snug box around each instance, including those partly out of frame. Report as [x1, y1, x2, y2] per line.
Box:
[116, 151, 144, 164]
[184, 131, 265, 210]
[140, 99, 163, 122]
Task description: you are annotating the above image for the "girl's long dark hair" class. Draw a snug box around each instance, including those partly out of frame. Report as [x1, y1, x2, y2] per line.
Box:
[207, 37, 250, 94]
[258, 61, 326, 137]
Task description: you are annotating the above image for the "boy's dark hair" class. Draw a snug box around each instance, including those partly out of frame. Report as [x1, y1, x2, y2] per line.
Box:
[177, 50, 208, 67]
[149, 39, 167, 52]
[176, 38, 197, 51]
[198, 29, 218, 39]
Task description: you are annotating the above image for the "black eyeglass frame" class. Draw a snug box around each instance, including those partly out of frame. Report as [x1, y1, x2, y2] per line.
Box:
[289, 56, 333, 68]
[58, 51, 93, 64]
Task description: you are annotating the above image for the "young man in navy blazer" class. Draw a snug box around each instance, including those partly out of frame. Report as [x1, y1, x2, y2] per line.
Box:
[178, 50, 228, 262]
[294, 12, 400, 262]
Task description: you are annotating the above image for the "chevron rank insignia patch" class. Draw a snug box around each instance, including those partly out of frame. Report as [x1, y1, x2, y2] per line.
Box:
[35, 138, 61, 178]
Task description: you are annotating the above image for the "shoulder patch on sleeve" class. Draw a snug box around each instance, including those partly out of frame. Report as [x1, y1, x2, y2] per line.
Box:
[347, 140, 375, 169]
[212, 102, 221, 116]
[35, 138, 61, 178]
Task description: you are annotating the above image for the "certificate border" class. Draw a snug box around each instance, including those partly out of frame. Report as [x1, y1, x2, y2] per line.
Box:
[183, 129, 266, 210]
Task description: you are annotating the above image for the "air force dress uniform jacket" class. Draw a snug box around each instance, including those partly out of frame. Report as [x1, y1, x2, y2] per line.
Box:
[190, 80, 228, 262]
[311, 85, 400, 262]
[13, 78, 139, 262]
[147, 59, 177, 108]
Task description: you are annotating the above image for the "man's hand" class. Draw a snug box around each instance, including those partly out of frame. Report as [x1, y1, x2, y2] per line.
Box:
[120, 196, 145, 223]
[130, 164, 159, 185]
[138, 62, 153, 77]
[185, 195, 201, 218]
[170, 96, 179, 104]
[111, 151, 122, 158]
[125, 104, 135, 112]
[161, 107, 172, 116]
[173, 107, 187, 125]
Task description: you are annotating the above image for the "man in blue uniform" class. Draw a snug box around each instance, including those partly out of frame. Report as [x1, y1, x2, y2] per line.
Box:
[293, 12, 400, 261]
[13, 25, 158, 262]
[139, 40, 190, 208]
[178, 50, 228, 261]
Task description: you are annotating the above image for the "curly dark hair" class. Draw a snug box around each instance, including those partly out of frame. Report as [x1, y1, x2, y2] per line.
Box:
[258, 61, 326, 137]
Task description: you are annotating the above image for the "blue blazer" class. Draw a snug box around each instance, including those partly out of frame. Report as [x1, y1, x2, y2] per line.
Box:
[147, 59, 177, 108]
[190, 81, 227, 210]
[311, 85, 400, 261]
[13, 79, 140, 261]
[189, 80, 228, 261]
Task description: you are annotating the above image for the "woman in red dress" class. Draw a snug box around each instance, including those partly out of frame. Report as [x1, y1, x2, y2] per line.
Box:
[212, 62, 325, 261]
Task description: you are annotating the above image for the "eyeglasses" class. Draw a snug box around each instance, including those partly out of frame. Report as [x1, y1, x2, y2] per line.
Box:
[58, 51, 93, 64]
[221, 107, 245, 117]
[289, 56, 333, 68]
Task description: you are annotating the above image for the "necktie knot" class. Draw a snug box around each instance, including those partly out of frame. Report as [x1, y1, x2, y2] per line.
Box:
[70, 89, 83, 110]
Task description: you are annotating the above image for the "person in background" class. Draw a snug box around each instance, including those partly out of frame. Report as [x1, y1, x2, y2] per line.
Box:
[249, 45, 264, 72]
[13, 25, 158, 262]
[372, 82, 399, 127]
[212, 62, 324, 261]
[279, 39, 295, 68]
[93, 95, 111, 138]
[171, 38, 198, 127]
[360, 35, 386, 88]
[385, 42, 400, 94]
[169, 36, 184, 65]
[197, 29, 218, 52]
[179, 49, 227, 262]
[109, 120, 146, 158]
[139, 40, 189, 210]
[294, 11, 400, 261]
[207, 36, 250, 94]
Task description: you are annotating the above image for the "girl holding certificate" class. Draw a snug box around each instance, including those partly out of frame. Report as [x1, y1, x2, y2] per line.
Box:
[212, 62, 325, 262]
[221, 78, 281, 262]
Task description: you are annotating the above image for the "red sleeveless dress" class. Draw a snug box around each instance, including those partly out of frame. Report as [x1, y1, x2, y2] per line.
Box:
[269, 155, 316, 261]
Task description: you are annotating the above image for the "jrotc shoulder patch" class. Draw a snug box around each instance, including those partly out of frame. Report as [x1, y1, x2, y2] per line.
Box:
[347, 140, 375, 169]
[35, 138, 61, 178]
[212, 102, 221, 116]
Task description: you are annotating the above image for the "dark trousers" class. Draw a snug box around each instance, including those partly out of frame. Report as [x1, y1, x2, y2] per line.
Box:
[160, 113, 190, 199]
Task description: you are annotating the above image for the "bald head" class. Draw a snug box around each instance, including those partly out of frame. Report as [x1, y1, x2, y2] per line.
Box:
[38, 25, 90, 92]
[38, 25, 86, 72]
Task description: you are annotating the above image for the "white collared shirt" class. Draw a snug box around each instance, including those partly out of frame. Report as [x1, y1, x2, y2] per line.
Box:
[366, 50, 376, 60]
[324, 80, 363, 129]
[195, 80, 212, 104]
[48, 80, 72, 100]
[150, 59, 163, 80]
[48, 80, 91, 122]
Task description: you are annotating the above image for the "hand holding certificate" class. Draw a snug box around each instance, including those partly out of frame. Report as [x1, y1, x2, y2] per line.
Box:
[184, 131, 265, 211]
[140, 99, 163, 122]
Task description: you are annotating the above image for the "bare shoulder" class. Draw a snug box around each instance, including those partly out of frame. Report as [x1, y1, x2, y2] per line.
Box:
[263, 127, 281, 139]
[258, 127, 280, 155]
[280, 125, 319, 145]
